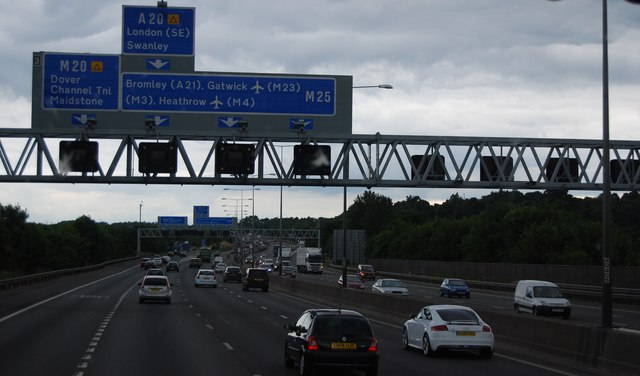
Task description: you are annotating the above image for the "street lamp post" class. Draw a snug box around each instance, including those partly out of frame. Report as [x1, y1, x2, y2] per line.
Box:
[548, 0, 639, 328]
[224, 187, 260, 264]
[352, 84, 393, 89]
[137, 201, 143, 254]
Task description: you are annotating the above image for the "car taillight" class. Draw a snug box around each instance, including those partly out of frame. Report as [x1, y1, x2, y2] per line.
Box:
[307, 336, 319, 351]
[482, 325, 492, 333]
[431, 325, 448, 332]
[368, 337, 378, 352]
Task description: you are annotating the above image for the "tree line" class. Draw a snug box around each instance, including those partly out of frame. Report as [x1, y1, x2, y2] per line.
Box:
[3, 189, 639, 278]
[312, 190, 640, 267]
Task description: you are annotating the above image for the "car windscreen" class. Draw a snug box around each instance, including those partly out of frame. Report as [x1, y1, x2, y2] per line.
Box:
[533, 286, 562, 298]
[313, 316, 372, 337]
[382, 280, 404, 287]
[360, 265, 374, 271]
[435, 309, 480, 323]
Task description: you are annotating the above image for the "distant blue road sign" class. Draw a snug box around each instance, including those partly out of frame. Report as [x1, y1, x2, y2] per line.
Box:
[43, 53, 119, 110]
[158, 216, 188, 226]
[122, 6, 195, 56]
[121, 73, 336, 116]
[193, 205, 209, 218]
[194, 217, 234, 226]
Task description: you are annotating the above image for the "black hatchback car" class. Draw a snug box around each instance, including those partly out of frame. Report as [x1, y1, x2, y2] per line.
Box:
[242, 268, 269, 291]
[284, 309, 378, 376]
[223, 266, 243, 283]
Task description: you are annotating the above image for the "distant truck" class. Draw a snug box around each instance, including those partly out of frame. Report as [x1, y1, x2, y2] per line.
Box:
[275, 247, 291, 270]
[292, 247, 323, 273]
[199, 248, 212, 263]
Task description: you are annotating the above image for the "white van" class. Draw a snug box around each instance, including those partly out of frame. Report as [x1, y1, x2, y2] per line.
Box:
[514, 280, 571, 319]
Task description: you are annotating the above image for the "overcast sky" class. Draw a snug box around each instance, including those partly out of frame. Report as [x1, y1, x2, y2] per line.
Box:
[1, 0, 639, 224]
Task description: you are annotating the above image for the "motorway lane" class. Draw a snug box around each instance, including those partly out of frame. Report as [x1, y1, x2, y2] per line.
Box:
[0, 258, 614, 376]
[306, 268, 640, 330]
[0, 264, 142, 376]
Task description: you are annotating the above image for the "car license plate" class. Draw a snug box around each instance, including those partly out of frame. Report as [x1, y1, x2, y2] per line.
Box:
[331, 342, 357, 349]
[456, 331, 475, 336]
[552, 308, 564, 312]
[254, 278, 263, 281]
[150, 288, 161, 292]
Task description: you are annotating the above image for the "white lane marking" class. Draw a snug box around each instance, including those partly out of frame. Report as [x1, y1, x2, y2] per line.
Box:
[0, 265, 137, 323]
[223, 342, 234, 350]
[218, 314, 231, 326]
[494, 353, 582, 376]
[195, 313, 202, 317]
[280, 315, 288, 319]
[492, 306, 505, 310]
[206, 324, 214, 330]
[261, 306, 268, 310]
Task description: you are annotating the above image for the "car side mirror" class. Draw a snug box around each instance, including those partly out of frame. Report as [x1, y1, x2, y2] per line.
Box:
[284, 324, 294, 331]
[409, 313, 416, 319]
[138, 282, 142, 286]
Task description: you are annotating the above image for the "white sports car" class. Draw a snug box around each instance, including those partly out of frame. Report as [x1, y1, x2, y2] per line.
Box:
[402, 304, 494, 358]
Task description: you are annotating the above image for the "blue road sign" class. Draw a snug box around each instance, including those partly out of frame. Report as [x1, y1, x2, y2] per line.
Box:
[122, 6, 195, 56]
[121, 73, 336, 116]
[43, 53, 119, 110]
[193, 205, 209, 218]
[158, 216, 188, 226]
[194, 217, 234, 226]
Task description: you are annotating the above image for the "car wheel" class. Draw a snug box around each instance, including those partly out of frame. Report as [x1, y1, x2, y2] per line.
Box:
[366, 365, 378, 376]
[299, 352, 311, 376]
[263, 287, 269, 292]
[139, 298, 144, 304]
[195, 284, 198, 288]
[514, 303, 521, 313]
[284, 343, 295, 368]
[447, 292, 452, 298]
[422, 334, 434, 357]
[166, 299, 171, 304]
[563, 313, 571, 320]
[466, 293, 471, 299]
[532, 307, 539, 316]
[402, 328, 409, 350]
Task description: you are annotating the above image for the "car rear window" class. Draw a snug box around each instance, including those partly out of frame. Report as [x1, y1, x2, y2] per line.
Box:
[313, 316, 372, 337]
[144, 278, 168, 286]
[199, 270, 215, 276]
[249, 269, 268, 277]
[435, 309, 479, 322]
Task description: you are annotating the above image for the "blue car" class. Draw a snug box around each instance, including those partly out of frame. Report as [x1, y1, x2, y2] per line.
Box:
[440, 278, 471, 298]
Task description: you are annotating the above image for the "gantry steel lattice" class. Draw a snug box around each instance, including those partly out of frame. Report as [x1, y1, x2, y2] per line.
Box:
[1, 128, 639, 191]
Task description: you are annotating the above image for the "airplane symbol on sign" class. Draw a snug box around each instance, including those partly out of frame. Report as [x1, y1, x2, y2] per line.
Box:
[251, 80, 264, 94]
[210, 95, 223, 109]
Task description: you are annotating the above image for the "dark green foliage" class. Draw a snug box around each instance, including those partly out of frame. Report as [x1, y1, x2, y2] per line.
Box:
[0, 206, 141, 279]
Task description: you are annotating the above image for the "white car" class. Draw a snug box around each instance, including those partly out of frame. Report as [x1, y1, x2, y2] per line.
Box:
[138, 275, 172, 304]
[194, 269, 217, 287]
[372, 278, 409, 296]
[214, 262, 227, 273]
[402, 305, 494, 358]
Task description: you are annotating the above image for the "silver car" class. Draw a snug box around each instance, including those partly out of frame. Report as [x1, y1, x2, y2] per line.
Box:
[138, 276, 172, 304]
[372, 278, 409, 296]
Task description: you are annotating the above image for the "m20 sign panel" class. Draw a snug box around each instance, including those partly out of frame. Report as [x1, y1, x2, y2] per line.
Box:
[41, 53, 120, 110]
